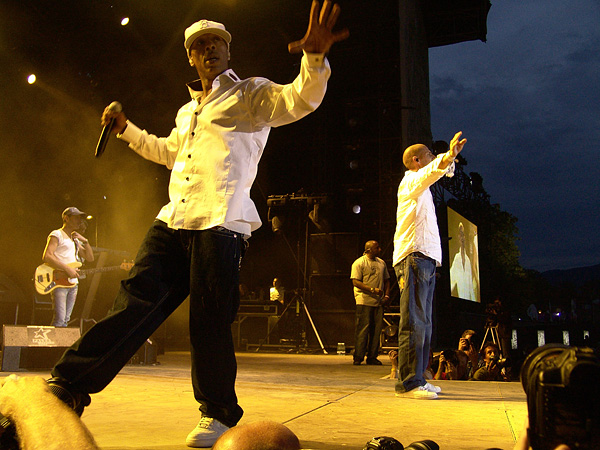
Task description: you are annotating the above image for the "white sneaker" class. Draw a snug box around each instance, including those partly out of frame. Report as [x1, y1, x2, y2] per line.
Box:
[186, 416, 230, 448]
[396, 386, 438, 399]
[423, 382, 442, 393]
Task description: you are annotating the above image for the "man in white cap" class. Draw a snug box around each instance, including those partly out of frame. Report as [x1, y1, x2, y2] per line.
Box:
[49, 1, 348, 447]
[42, 207, 95, 327]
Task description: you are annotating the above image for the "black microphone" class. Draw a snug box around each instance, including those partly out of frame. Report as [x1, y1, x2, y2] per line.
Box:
[95, 101, 122, 158]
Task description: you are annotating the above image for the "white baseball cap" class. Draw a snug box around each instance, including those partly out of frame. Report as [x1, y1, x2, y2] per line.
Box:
[62, 206, 87, 220]
[184, 20, 232, 55]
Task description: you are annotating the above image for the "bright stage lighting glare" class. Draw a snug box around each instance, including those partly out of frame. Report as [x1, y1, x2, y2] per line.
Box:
[352, 204, 361, 214]
[121, 17, 130, 26]
[27, 74, 36, 84]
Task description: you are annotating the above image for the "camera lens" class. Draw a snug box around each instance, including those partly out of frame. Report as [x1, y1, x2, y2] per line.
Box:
[363, 436, 403, 450]
[404, 440, 439, 450]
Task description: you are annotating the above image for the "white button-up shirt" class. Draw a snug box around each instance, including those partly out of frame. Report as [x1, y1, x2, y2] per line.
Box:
[392, 155, 454, 267]
[119, 52, 330, 236]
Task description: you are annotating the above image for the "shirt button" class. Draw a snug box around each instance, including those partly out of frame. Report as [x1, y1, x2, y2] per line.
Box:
[191, 131, 195, 136]
[181, 199, 186, 203]
[195, 112, 199, 116]
[186, 177, 190, 181]
[188, 154, 192, 158]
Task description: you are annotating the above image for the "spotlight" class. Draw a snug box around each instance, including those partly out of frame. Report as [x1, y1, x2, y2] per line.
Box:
[121, 17, 130, 26]
[352, 204, 361, 214]
[271, 216, 284, 233]
[27, 74, 36, 84]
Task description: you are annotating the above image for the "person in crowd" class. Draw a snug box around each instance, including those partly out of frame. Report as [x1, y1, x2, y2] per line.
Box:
[269, 278, 285, 306]
[46, 2, 349, 447]
[393, 131, 467, 399]
[471, 342, 508, 381]
[350, 240, 390, 365]
[42, 207, 95, 327]
[433, 349, 458, 380]
[458, 329, 480, 377]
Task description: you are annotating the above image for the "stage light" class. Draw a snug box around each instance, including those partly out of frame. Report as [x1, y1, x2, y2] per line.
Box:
[271, 216, 284, 233]
[352, 204, 361, 214]
[27, 74, 36, 84]
[121, 17, 130, 26]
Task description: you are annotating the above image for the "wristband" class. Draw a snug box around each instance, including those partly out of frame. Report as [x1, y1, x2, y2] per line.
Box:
[116, 121, 129, 138]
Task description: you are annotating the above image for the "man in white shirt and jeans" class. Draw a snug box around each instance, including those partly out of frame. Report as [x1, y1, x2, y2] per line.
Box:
[49, 2, 348, 447]
[393, 131, 466, 399]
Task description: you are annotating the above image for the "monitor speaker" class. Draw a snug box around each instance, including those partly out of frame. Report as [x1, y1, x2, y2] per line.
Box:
[1, 325, 80, 371]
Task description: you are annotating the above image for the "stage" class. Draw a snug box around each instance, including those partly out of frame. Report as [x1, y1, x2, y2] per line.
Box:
[1, 351, 527, 449]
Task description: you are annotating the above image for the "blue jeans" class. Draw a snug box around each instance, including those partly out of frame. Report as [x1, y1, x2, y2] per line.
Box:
[354, 304, 383, 362]
[52, 220, 244, 427]
[394, 253, 436, 393]
[52, 286, 78, 327]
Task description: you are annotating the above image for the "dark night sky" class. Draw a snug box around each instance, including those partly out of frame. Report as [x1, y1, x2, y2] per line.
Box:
[1, 0, 598, 306]
[429, 0, 600, 272]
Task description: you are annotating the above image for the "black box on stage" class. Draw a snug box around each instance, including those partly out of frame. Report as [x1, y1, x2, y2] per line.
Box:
[1, 325, 80, 371]
[129, 339, 158, 365]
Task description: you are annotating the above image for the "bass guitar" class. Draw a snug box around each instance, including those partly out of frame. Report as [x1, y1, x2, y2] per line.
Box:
[34, 261, 133, 295]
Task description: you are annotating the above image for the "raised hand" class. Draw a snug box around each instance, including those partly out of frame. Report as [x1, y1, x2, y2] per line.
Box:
[449, 131, 467, 158]
[288, 0, 349, 54]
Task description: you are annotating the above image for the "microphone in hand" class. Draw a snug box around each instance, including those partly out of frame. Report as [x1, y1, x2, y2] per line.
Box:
[95, 101, 122, 158]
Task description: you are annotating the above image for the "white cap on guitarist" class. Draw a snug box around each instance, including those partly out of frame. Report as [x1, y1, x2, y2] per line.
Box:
[62, 206, 87, 221]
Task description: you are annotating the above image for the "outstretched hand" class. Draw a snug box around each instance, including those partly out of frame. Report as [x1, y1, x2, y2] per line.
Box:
[449, 131, 467, 158]
[288, 0, 349, 54]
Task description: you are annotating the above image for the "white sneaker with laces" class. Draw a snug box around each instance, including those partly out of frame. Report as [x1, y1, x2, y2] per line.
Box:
[186, 416, 230, 448]
[396, 385, 438, 399]
[423, 382, 442, 393]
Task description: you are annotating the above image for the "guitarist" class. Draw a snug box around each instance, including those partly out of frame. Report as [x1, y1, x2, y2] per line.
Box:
[42, 207, 94, 327]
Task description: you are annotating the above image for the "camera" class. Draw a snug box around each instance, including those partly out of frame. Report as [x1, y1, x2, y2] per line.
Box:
[440, 349, 459, 366]
[520, 344, 600, 450]
[363, 436, 439, 450]
[490, 356, 507, 366]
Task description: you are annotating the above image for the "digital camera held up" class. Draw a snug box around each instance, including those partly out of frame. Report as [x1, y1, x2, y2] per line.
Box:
[520, 344, 600, 450]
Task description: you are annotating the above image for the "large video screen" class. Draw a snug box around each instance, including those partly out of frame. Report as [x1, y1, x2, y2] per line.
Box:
[447, 207, 480, 302]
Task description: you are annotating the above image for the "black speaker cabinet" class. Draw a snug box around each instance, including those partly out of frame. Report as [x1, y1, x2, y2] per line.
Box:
[310, 232, 359, 275]
[129, 339, 158, 365]
[307, 274, 356, 349]
[1, 325, 80, 371]
[309, 274, 355, 311]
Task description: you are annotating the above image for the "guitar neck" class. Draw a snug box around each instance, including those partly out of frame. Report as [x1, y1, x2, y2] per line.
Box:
[80, 265, 123, 276]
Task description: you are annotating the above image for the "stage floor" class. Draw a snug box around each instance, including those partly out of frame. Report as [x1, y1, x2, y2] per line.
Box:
[2, 351, 527, 449]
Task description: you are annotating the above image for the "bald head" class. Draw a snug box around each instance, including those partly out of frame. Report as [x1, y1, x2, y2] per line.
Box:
[363, 240, 381, 259]
[212, 421, 301, 450]
[364, 240, 377, 253]
[403, 144, 431, 171]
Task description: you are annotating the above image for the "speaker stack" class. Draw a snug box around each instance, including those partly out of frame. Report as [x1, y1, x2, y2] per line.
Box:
[308, 233, 359, 349]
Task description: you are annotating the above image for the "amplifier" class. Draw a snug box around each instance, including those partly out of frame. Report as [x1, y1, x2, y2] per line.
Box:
[1, 325, 80, 371]
[238, 303, 278, 315]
